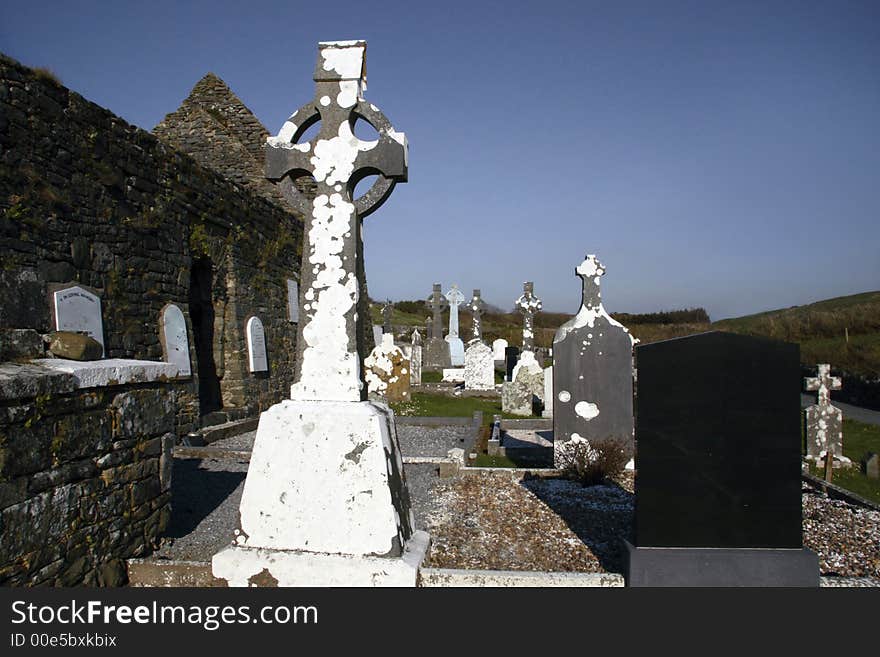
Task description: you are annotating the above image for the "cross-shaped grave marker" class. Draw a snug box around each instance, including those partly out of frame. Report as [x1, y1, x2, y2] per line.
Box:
[382, 300, 394, 335]
[470, 289, 486, 341]
[515, 281, 542, 352]
[427, 283, 447, 339]
[213, 41, 427, 587]
[444, 284, 466, 366]
[265, 40, 407, 402]
[804, 363, 850, 467]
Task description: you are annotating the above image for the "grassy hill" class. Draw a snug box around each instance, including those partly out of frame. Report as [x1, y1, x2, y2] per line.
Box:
[713, 291, 880, 377]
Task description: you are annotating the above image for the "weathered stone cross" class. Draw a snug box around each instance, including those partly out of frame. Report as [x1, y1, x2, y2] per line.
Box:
[469, 289, 486, 340]
[382, 300, 394, 334]
[445, 284, 465, 338]
[427, 284, 447, 340]
[265, 41, 407, 402]
[515, 282, 542, 352]
[805, 364, 841, 406]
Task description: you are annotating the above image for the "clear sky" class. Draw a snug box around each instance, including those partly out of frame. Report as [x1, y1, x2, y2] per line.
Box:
[2, 0, 878, 320]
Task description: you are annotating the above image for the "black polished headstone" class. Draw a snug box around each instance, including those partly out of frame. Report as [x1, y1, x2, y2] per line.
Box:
[504, 346, 520, 381]
[634, 331, 803, 549]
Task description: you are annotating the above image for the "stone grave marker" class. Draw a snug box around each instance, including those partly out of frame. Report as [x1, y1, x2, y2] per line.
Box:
[542, 365, 553, 418]
[504, 345, 520, 381]
[409, 328, 422, 385]
[245, 316, 268, 373]
[213, 40, 426, 587]
[804, 364, 850, 467]
[444, 284, 465, 366]
[627, 331, 818, 586]
[469, 289, 485, 341]
[424, 283, 451, 368]
[492, 338, 508, 362]
[552, 255, 634, 467]
[159, 303, 192, 376]
[51, 283, 105, 357]
[865, 452, 879, 479]
[365, 334, 411, 403]
[372, 324, 383, 345]
[382, 300, 394, 335]
[287, 279, 300, 323]
[464, 341, 494, 390]
[516, 281, 542, 353]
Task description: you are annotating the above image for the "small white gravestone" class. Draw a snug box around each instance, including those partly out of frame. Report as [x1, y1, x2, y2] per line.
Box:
[542, 365, 553, 418]
[372, 324, 383, 344]
[53, 284, 105, 357]
[492, 338, 508, 361]
[160, 304, 191, 376]
[246, 316, 268, 372]
[464, 340, 494, 390]
[287, 279, 299, 323]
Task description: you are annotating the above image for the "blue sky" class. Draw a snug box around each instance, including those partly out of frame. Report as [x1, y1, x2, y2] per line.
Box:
[2, 0, 878, 319]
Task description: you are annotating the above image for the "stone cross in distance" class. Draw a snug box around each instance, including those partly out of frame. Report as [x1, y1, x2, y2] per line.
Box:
[470, 289, 486, 340]
[265, 41, 407, 402]
[445, 284, 465, 338]
[516, 282, 542, 352]
[427, 284, 447, 340]
[382, 300, 394, 334]
[805, 364, 841, 406]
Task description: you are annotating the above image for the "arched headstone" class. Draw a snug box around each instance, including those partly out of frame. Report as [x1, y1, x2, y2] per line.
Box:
[160, 304, 191, 376]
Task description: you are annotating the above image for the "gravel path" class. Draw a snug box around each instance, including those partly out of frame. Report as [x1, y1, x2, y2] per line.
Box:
[157, 427, 879, 580]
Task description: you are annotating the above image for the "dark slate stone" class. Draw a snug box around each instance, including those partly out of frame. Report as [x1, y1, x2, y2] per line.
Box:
[552, 255, 634, 461]
[634, 331, 803, 549]
[504, 346, 520, 381]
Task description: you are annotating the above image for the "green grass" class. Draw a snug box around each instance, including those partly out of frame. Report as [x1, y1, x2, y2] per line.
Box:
[806, 418, 880, 504]
[421, 371, 442, 383]
[389, 392, 540, 423]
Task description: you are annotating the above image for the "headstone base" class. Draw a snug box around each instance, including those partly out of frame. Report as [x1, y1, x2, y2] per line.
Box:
[624, 542, 819, 587]
[212, 530, 430, 587]
[213, 399, 421, 584]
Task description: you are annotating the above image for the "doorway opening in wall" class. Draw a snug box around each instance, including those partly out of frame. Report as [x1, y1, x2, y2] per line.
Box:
[189, 257, 223, 417]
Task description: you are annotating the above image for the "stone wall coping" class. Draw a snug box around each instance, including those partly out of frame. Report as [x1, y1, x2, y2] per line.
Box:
[32, 358, 182, 389]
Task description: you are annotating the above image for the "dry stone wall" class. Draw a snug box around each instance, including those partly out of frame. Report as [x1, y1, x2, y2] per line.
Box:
[0, 361, 179, 586]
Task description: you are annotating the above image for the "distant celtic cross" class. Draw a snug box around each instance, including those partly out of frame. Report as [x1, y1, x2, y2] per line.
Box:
[445, 285, 465, 338]
[382, 300, 393, 334]
[515, 282, 542, 352]
[426, 284, 447, 339]
[470, 289, 485, 340]
[265, 41, 407, 402]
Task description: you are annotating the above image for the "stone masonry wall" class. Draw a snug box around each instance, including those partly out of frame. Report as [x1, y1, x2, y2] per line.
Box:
[0, 55, 302, 427]
[0, 362, 179, 586]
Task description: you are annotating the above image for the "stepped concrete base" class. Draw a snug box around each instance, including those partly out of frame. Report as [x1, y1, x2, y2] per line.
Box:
[212, 530, 430, 587]
[624, 541, 819, 587]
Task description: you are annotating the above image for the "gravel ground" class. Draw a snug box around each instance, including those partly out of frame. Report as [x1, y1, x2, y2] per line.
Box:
[395, 425, 473, 458]
[156, 430, 880, 579]
[204, 430, 256, 451]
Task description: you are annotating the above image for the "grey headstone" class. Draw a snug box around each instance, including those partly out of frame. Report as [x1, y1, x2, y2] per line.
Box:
[424, 284, 451, 368]
[464, 340, 494, 390]
[160, 303, 191, 376]
[552, 255, 634, 467]
[287, 279, 300, 323]
[804, 364, 850, 467]
[51, 283, 104, 357]
[501, 378, 534, 416]
[505, 346, 520, 381]
[246, 316, 268, 372]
